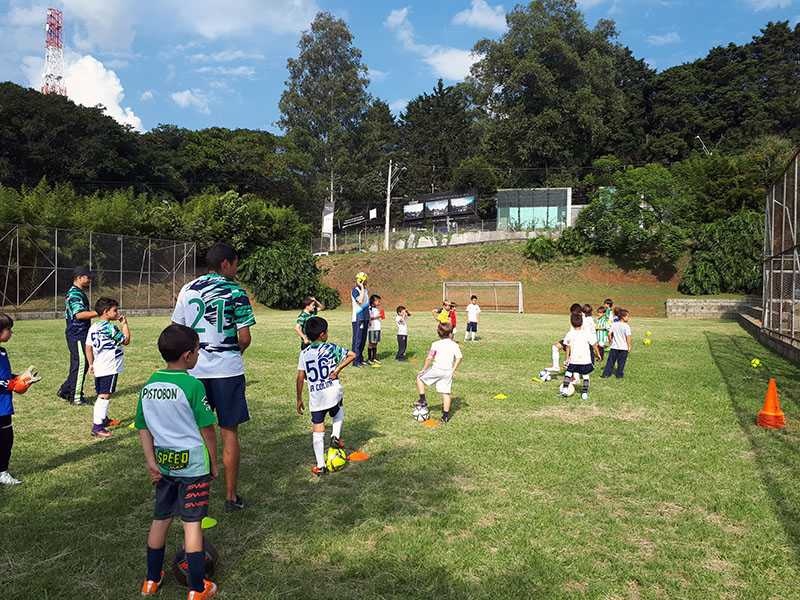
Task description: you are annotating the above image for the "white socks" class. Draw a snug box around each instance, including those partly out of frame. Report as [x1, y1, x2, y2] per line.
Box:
[551, 344, 560, 371]
[312, 431, 325, 468]
[331, 406, 344, 440]
[93, 398, 110, 425]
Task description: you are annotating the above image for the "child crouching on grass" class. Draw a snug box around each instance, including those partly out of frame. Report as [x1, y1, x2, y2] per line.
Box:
[415, 322, 463, 424]
[0, 313, 42, 485]
[137, 324, 219, 599]
[561, 312, 597, 401]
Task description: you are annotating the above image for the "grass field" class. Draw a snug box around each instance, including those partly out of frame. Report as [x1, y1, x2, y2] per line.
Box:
[2, 309, 799, 599]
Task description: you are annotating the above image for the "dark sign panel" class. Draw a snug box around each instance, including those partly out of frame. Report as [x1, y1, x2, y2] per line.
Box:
[403, 191, 477, 221]
[403, 202, 425, 220]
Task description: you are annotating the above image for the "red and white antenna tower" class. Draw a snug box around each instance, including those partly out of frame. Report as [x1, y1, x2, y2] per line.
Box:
[42, 8, 66, 96]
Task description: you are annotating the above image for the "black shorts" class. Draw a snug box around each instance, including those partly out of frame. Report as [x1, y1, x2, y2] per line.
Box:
[311, 400, 343, 425]
[201, 375, 249, 428]
[154, 474, 211, 522]
[368, 330, 381, 344]
[466, 322, 478, 332]
[94, 374, 119, 395]
[566, 363, 594, 376]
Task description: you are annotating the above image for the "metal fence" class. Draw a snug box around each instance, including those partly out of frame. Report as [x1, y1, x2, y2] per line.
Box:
[763, 150, 800, 346]
[0, 223, 198, 315]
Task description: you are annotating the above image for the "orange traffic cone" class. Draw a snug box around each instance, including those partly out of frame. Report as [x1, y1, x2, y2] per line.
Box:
[757, 378, 786, 429]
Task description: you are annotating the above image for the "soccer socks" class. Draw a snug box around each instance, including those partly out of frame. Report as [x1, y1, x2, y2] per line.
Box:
[551, 344, 560, 371]
[186, 551, 206, 592]
[312, 431, 325, 468]
[331, 406, 344, 440]
[0, 420, 12, 472]
[582, 376, 590, 395]
[93, 398, 110, 425]
[146, 546, 165, 583]
[561, 372, 573, 387]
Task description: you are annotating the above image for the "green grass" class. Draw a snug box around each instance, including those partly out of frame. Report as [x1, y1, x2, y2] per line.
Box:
[2, 309, 799, 599]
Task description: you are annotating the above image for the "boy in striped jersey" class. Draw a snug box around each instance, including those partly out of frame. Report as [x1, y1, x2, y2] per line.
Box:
[58, 266, 97, 405]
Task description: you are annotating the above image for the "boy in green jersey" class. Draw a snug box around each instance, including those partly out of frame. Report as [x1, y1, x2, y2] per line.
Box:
[136, 325, 219, 599]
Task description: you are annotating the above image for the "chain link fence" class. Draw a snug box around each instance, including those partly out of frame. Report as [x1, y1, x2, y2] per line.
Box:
[763, 152, 800, 346]
[0, 223, 198, 317]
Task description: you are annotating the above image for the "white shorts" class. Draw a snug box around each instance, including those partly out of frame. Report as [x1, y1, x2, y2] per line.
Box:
[417, 367, 454, 394]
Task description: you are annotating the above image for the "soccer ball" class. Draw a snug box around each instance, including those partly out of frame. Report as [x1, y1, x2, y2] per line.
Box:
[645, 330, 652, 337]
[750, 358, 762, 369]
[325, 447, 348, 472]
[559, 382, 575, 397]
[172, 539, 219, 588]
[412, 404, 430, 422]
[538, 370, 552, 382]
[643, 338, 652, 346]
[355, 271, 368, 284]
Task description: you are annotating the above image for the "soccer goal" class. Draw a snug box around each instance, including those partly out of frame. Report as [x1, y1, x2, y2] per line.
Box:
[442, 281, 523, 313]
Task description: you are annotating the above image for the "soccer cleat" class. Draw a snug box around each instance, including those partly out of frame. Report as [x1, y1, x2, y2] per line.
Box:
[141, 571, 164, 596]
[186, 580, 217, 600]
[91, 426, 112, 439]
[370, 362, 382, 368]
[311, 465, 327, 476]
[0, 471, 21, 485]
[440, 414, 451, 424]
[72, 398, 87, 406]
[224, 495, 245, 512]
[330, 436, 345, 450]
[103, 417, 122, 428]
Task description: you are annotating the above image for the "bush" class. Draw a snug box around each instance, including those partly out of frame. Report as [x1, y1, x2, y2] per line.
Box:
[555, 227, 590, 256]
[523, 237, 557, 262]
[238, 243, 339, 310]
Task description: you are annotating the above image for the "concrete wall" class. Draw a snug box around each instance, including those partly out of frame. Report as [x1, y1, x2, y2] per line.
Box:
[738, 313, 800, 365]
[665, 297, 761, 320]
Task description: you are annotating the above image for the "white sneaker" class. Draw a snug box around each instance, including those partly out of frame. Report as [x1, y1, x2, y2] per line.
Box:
[580, 393, 588, 401]
[0, 471, 21, 485]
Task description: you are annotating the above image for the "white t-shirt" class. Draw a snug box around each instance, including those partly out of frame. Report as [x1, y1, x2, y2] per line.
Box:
[87, 320, 126, 377]
[427, 338, 463, 372]
[466, 303, 481, 323]
[396, 314, 408, 336]
[298, 342, 349, 412]
[581, 314, 594, 333]
[563, 327, 597, 365]
[368, 306, 382, 331]
[610, 321, 632, 350]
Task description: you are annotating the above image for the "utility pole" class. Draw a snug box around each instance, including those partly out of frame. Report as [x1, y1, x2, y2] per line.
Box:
[384, 160, 393, 251]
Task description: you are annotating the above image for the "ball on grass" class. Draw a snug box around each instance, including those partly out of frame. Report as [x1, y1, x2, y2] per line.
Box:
[172, 539, 219, 588]
[643, 338, 652, 346]
[559, 382, 575, 397]
[325, 447, 348, 472]
[750, 358, 762, 369]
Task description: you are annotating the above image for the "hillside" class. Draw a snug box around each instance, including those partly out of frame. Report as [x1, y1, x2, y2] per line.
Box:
[319, 242, 698, 317]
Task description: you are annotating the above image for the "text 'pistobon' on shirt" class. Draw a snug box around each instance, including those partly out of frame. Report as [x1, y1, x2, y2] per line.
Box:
[135, 370, 217, 477]
[64, 285, 91, 338]
[87, 320, 126, 377]
[171, 273, 256, 379]
[298, 342, 348, 412]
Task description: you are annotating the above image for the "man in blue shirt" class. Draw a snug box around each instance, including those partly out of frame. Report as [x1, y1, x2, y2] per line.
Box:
[350, 272, 370, 367]
[57, 266, 97, 405]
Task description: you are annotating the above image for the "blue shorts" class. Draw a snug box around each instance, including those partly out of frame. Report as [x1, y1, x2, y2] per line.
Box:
[95, 373, 119, 395]
[201, 375, 249, 428]
[311, 400, 342, 425]
[566, 363, 594, 376]
[467, 322, 478, 332]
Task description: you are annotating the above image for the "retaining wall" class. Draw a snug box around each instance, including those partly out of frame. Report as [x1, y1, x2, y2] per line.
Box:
[665, 297, 761, 320]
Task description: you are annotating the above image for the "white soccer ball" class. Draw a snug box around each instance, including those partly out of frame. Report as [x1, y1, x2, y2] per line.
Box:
[538, 370, 552, 382]
[412, 405, 430, 421]
[560, 382, 575, 397]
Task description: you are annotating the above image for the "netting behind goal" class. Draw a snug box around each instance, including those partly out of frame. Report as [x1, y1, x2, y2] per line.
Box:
[442, 281, 523, 313]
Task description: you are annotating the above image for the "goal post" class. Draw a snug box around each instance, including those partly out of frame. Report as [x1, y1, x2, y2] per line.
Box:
[442, 281, 523, 313]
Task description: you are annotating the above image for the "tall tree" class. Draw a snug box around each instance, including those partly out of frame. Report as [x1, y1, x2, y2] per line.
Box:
[279, 12, 371, 222]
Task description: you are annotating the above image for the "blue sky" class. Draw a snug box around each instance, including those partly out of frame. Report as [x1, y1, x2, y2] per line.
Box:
[0, 0, 797, 133]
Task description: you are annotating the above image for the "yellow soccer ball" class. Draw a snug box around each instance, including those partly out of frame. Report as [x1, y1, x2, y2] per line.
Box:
[325, 447, 348, 472]
[645, 330, 652, 337]
[355, 271, 368, 284]
[643, 338, 652, 346]
[750, 358, 761, 369]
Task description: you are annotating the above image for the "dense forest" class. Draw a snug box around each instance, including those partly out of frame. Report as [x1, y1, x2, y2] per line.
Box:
[1, 0, 798, 296]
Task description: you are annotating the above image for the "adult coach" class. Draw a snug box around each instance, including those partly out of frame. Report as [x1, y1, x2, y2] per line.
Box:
[172, 242, 255, 512]
[350, 272, 369, 367]
[58, 266, 97, 405]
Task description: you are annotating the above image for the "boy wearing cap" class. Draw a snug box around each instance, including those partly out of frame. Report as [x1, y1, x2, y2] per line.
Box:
[58, 266, 97, 405]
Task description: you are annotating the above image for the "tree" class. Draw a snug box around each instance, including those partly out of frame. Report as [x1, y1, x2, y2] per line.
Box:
[279, 12, 371, 223]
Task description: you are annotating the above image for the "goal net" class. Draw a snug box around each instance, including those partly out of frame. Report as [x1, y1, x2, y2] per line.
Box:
[442, 281, 523, 313]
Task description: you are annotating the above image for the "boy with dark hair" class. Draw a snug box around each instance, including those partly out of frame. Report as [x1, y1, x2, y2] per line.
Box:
[561, 312, 597, 401]
[603, 298, 614, 319]
[415, 322, 463, 424]
[86, 297, 131, 438]
[295, 296, 324, 350]
[465, 295, 480, 342]
[603, 308, 633, 379]
[58, 266, 97, 405]
[172, 241, 255, 512]
[137, 324, 219, 599]
[296, 317, 356, 476]
[367, 294, 383, 366]
[0, 313, 42, 485]
[395, 305, 410, 361]
[595, 305, 611, 361]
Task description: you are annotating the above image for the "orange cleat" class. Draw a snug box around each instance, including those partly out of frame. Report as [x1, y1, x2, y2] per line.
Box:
[141, 571, 163, 596]
[187, 580, 217, 600]
[311, 465, 327, 476]
[104, 417, 122, 428]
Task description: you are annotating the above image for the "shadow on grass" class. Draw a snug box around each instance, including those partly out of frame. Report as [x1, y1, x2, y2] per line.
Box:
[706, 330, 800, 564]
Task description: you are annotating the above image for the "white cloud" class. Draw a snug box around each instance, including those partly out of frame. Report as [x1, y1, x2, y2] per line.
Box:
[368, 67, 389, 82]
[164, 0, 319, 39]
[453, 0, 507, 33]
[8, 3, 48, 26]
[140, 89, 155, 101]
[647, 31, 681, 46]
[61, 0, 137, 51]
[385, 7, 479, 81]
[195, 65, 256, 77]
[745, 0, 791, 10]
[171, 89, 211, 114]
[576, 0, 608, 8]
[188, 49, 265, 63]
[388, 98, 409, 115]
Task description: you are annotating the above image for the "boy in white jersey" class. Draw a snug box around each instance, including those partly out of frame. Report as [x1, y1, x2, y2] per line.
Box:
[465, 295, 480, 341]
[367, 294, 383, 366]
[395, 305, 410, 361]
[296, 317, 356, 476]
[136, 324, 219, 599]
[561, 312, 597, 401]
[86, 297, 131, 439]
[415, 322, 463, 424]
